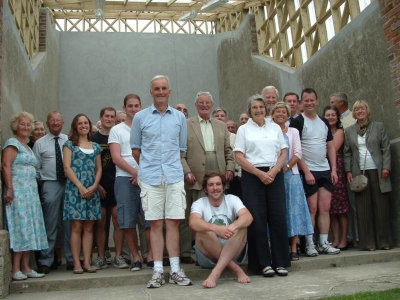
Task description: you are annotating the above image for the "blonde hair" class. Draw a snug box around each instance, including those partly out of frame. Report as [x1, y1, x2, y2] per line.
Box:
[271, 101, 291, 117]
[10, 112, 35, 135]
[352, 100, 371, 119]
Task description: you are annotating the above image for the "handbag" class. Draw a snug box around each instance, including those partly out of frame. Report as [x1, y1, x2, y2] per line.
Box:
[349, 124, 372, 193]
[349, 173, 368, 192]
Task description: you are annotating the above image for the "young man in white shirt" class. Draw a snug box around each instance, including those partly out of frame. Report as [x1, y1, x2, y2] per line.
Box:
[290, 88, 339, 256]
[189, 171, 253, 288]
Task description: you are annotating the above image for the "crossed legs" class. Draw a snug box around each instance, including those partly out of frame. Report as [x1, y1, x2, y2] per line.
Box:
[196, 228, 250, 288]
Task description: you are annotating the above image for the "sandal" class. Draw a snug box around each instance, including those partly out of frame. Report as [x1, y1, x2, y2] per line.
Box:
[73, 269, 83, 274]
[290, 252, 299, 261]
[83, 266, 97, 273]
[275, 267, 288, 276]
[261, 266, 275, 277]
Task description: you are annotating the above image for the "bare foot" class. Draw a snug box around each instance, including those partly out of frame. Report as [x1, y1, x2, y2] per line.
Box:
[202, 272, 220, 288]
[233, 268, 251, 284]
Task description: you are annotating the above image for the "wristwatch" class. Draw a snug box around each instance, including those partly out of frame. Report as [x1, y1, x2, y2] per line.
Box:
[286, 164, 291, 169]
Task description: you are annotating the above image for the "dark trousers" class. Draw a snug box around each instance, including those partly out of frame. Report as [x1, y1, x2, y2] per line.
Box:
[355, 169, 393, 250]
[242, 168, 290, 270]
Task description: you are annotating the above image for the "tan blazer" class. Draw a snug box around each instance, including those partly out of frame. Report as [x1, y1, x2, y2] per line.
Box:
[344, 121, 392, 193]
[181, 116, 235, 190]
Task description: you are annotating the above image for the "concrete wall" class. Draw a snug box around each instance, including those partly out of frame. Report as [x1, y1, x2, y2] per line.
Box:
[217, 16, 300, 122]
[1, 5, 60, 140]
[58, 32, 220, 127]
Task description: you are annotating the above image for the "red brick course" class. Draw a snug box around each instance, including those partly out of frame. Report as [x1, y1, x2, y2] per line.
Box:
[380, 0, 400, 116]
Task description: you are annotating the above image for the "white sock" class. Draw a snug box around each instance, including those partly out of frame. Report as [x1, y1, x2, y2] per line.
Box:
[319, 234, 328, 245]
[169, 257, 180, 273]
[305, 235, 314, 246]
[154, 261, 163, 273]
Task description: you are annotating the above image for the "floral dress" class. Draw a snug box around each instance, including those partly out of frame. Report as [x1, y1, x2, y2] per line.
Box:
[63, 140, 102, 220]
[3, 138, 48, 251]
[330, 129, 350, 214]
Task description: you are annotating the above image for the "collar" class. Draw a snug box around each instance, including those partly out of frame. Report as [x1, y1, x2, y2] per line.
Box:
[340, 109, 351, 120]
[198, 115, 211, 123]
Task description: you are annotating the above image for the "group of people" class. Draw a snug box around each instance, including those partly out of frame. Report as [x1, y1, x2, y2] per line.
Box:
[2, 77, 393, 288]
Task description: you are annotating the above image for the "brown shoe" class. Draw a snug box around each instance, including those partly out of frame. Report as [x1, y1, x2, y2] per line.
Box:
[179, 257, 195, 264]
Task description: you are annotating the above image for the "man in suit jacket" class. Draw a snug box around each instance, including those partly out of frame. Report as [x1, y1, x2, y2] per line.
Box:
[180, 91, 235, 262]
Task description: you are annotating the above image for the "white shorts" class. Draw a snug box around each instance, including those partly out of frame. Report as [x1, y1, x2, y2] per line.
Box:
[139, 179, 186, 220]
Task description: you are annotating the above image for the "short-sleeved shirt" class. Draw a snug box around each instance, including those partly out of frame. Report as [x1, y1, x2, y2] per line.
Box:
[92, 131, 116, 186]
[234, 118, 287, 167]
[109, 122, 139, 178]
[130, 104, 187, 185]
[33, 133, 68, 181]
[191, 194, 245, 241]
[290, 113, 332, 171]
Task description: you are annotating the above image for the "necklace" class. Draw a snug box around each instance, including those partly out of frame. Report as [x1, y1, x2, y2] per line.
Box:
[281, 126, 288, 133]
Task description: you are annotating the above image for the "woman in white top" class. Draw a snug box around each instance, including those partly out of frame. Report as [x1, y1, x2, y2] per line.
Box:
[234, 95, 290, 277]
[344, 100, 392, 251]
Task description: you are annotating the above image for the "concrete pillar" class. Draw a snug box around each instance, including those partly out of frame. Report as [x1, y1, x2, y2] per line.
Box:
[0, 231, 11, 298]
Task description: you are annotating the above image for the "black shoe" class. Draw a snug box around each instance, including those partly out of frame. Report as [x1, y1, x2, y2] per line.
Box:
[37, 265, 50, 274]
[66, 265, 74, 271]
[180, 257, 195, 264]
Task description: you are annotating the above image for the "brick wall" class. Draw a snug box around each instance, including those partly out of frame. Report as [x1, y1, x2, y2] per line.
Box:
[379, 0, 400, 116]
[39, 9, 46, 52]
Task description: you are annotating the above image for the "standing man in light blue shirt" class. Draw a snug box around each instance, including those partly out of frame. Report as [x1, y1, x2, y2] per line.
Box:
[131, 75, 192, 289]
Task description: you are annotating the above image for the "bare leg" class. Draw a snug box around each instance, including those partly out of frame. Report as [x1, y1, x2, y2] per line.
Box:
[124, 228, 141, 262]
[165, 219, 180, 258]
[317, 188, 332, 234]
[145, 228, 153, 262]
[82, 220, 95, 269]
[150, 220, 164, 261]
[196, 228, 249, 288]
[338, 213, 349, 248]
[306, 193, 318, 228]
[12, 252, 23, 274]
[290, 236, 298, 253]
[71, 220, 83, 270]
[330, 214, 340, 247]
[20, 251, 32, 273]
[112, 206, 124, 257]
[96, 207, 107, 258]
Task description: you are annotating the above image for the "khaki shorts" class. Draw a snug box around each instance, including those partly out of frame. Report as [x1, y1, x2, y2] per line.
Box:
[139, 179, 186, 220]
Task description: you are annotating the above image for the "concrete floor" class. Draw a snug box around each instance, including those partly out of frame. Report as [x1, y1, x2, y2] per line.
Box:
[6, 260, 400, 299]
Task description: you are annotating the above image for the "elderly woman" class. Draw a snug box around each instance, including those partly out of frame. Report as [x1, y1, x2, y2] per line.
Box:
[344, 100, 392, 251]
[28, 121, 46, 149]
[235, 95, 290, 277]
[2, 112, 48, 280]
[63, 114, 102, 273]
[271, 102, 313, 261]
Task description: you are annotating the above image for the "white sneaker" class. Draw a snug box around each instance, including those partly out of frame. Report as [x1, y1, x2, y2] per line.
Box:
[169, 269, 193, 286]
[12, 271, 27, 281]
[113, 256, 129, 269]
[306, 243, 319, 257]
[147, 270, 165, 288]
[317, 242, 340, 255]
[94, 257, 108, 270]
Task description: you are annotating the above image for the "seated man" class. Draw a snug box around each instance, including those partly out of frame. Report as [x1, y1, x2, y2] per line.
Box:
[189, 171, 253, 288]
